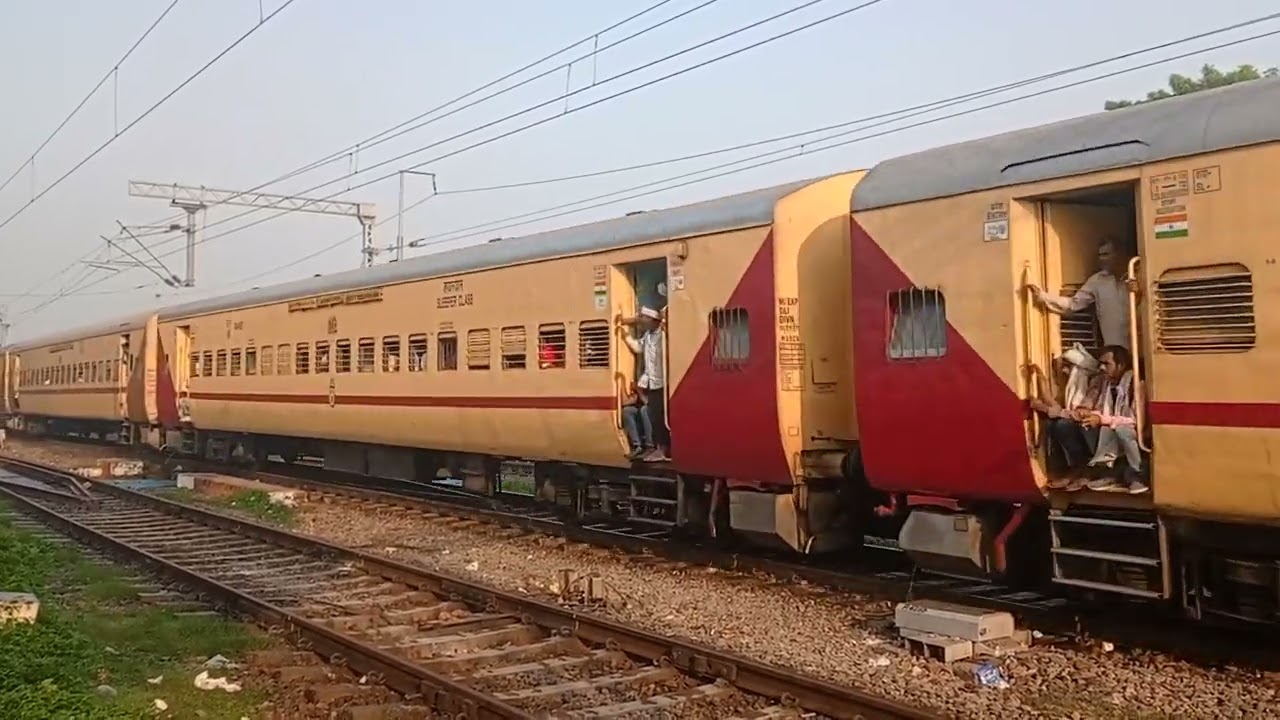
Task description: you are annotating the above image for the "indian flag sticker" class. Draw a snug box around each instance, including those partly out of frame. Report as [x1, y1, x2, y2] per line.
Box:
[1154, 213, 1188, 239]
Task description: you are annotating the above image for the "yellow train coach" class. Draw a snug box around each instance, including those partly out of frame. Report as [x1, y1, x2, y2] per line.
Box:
[7, 313, 167, 442]
[152, 173, 865, 553]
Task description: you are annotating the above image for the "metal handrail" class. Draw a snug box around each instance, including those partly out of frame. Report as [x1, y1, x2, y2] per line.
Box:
[1126, 256, 1152, 452]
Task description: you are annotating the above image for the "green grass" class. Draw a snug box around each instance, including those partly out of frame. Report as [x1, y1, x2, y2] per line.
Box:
[0, 507, 272, 719]
[158, 487, 297, 526]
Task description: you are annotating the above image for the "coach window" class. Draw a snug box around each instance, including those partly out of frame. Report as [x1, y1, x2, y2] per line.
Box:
[467, 330, 491, 371]
[357, 338, 375, 373]
[260, 346, 275, 376]
[710, 308, 750, 370]
[296, 343, 310, 374]
[315, 341, 331, 373]
[231, 349, 243, 376]
[887, 288, 947, 359]
[500, 326, 526, 370]
[277, 344, 292, 376]
[202, 351, 213, 378]
[437, 332, 458, 371]
[90, 362, 98, 383]
[245, 346, 258, 376]
[189, 352, 200, 379]
[382, 336, 401, 372]
[538, 324, 567, 369]
[336, 340, 352, 373]
[408, 334, 428, 372]
[216, 350, 228, 377]
[104, 362, 112, 383]
[578, 320, 610, 369]
[78, 363, 87, 384]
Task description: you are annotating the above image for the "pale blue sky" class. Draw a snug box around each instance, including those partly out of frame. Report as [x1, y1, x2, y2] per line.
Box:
[3, 0, 1279, 341]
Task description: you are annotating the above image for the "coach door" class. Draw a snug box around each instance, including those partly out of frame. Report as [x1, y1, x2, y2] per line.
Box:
[612, 259, 670, 447]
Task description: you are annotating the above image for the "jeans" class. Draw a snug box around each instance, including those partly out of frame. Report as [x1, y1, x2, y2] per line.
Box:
[1049, 417, 1099, 469]
[1098, 425, 1143, 472]
[622, 404, 652, 451]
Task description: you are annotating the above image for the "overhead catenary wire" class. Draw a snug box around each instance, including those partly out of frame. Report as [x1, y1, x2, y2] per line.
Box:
[0, 0, 183, 198]
[0, 0, 301, 235]
[221, 15, 1280, 281]
[17, 11, 1280, 320]
[182, 0, 888, 245]
[6, 0, 698, 305]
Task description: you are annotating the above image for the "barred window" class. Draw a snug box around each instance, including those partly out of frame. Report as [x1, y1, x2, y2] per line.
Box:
[408, 334, 428, 372]
[202, 351, 213, 377]
[500, 326, 526, 370]
[710, 308, 750, 369]
[277, 344, 292, 376]
[382, 336, 401, 372]
[578, 320, 609, 369]
[438, 332, 458, 371]
[230, 349, 242, 376]
[1057, 283, 1100, 350]
[888, 288, 947, 359]
[245, 346, 258, 376]
[467, 329, 491, 370]
[189, 352, 200, 379]
[538, 324, 567, 369]
[296, 343, 311, 374]
[261, 346, 275, 376]
[357, 338, 375, 373]
[216, 350, 228, 376]
[315, 341, 331, 373]
[335, 340, 351, 373]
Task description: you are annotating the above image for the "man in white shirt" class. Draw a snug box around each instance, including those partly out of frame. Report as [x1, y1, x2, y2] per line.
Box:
[1025, 239, 1141, 350]
[619, 306, 669, 462]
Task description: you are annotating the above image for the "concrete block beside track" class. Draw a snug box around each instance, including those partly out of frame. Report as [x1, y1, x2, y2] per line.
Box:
[175, 472, 301, 506]
[0, 592, 40, 624]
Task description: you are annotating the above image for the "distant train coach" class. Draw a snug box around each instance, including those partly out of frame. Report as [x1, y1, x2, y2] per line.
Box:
[7, 76, 1280, 626]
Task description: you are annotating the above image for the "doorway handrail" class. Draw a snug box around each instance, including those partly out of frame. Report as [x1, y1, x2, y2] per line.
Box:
[1126, 256, 1152, 452]
[1019, 262, 1041, 451]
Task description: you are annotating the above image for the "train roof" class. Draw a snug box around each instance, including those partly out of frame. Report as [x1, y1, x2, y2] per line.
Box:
[158, 177, 821, 321]
[8, 312, 151, 353]
[852, 76, 1280, 211]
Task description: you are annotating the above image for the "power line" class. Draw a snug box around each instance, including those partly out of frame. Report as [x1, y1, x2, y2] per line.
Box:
[0, 0, 301, 234]
[6, 0, 693, 305]
[165, 18, 1280, 297]
[22, 11, 1280, 319]
[188, 0, 888, 245]
[0, 0, 183, 198]
[137, 0, 712, 229]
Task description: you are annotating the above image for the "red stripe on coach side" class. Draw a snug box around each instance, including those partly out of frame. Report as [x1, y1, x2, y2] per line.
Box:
[188, 391, 615, 411]
[1149, 401, 1280, 429]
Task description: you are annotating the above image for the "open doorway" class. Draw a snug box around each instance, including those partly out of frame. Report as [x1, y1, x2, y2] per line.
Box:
[1031, 182, 1150, 495]
[615, 258, 670, 464]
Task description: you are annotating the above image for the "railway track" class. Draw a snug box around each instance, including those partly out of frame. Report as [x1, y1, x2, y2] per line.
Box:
[0, 456, 935, 720]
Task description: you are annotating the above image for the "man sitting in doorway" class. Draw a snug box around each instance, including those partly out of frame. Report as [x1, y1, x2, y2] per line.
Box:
[1030, 344, 1104, 491]
[620, 381, 652, 459]
[1025, 237, 1140, 350]
[1079, 345, 1150, 494]
[617, 306, 669, 463]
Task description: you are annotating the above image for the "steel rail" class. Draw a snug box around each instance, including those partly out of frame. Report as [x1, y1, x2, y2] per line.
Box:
[0, 457, 937, 720]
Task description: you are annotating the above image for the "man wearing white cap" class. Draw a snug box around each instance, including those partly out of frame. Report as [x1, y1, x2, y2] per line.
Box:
[618, 306, 669, 462]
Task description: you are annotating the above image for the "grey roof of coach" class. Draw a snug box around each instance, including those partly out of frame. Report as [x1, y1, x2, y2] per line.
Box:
[853, 76, 1280, 211]
[157, 177, 820, 321]
[8, 312, 150, 353]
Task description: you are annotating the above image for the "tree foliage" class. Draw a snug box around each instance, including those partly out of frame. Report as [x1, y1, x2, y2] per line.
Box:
[1104, 63, 1278, 110]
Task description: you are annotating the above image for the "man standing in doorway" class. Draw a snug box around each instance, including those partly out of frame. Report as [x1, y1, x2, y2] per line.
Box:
[618, 306, 669, 463]
[1025, 238, 1141, 349]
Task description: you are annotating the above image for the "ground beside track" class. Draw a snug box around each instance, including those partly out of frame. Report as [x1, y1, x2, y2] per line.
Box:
[0, 501, 284, 719]
[7, 436, 1280, 719]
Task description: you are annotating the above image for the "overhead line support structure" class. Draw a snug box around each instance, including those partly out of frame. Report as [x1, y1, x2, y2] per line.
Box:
[127, 181, 379, 285]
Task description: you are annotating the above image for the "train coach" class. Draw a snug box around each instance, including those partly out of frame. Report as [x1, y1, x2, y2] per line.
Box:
[147, 171, 867, 555]
[4, 313, 171, 443]
[853, 76, 1280, 624]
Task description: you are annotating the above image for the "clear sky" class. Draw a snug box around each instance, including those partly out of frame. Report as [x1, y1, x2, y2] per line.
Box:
[3, 0, 1279, 342]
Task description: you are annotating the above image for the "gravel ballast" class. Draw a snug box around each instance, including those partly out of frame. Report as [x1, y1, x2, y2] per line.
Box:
[5, 437, 1277, 719]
